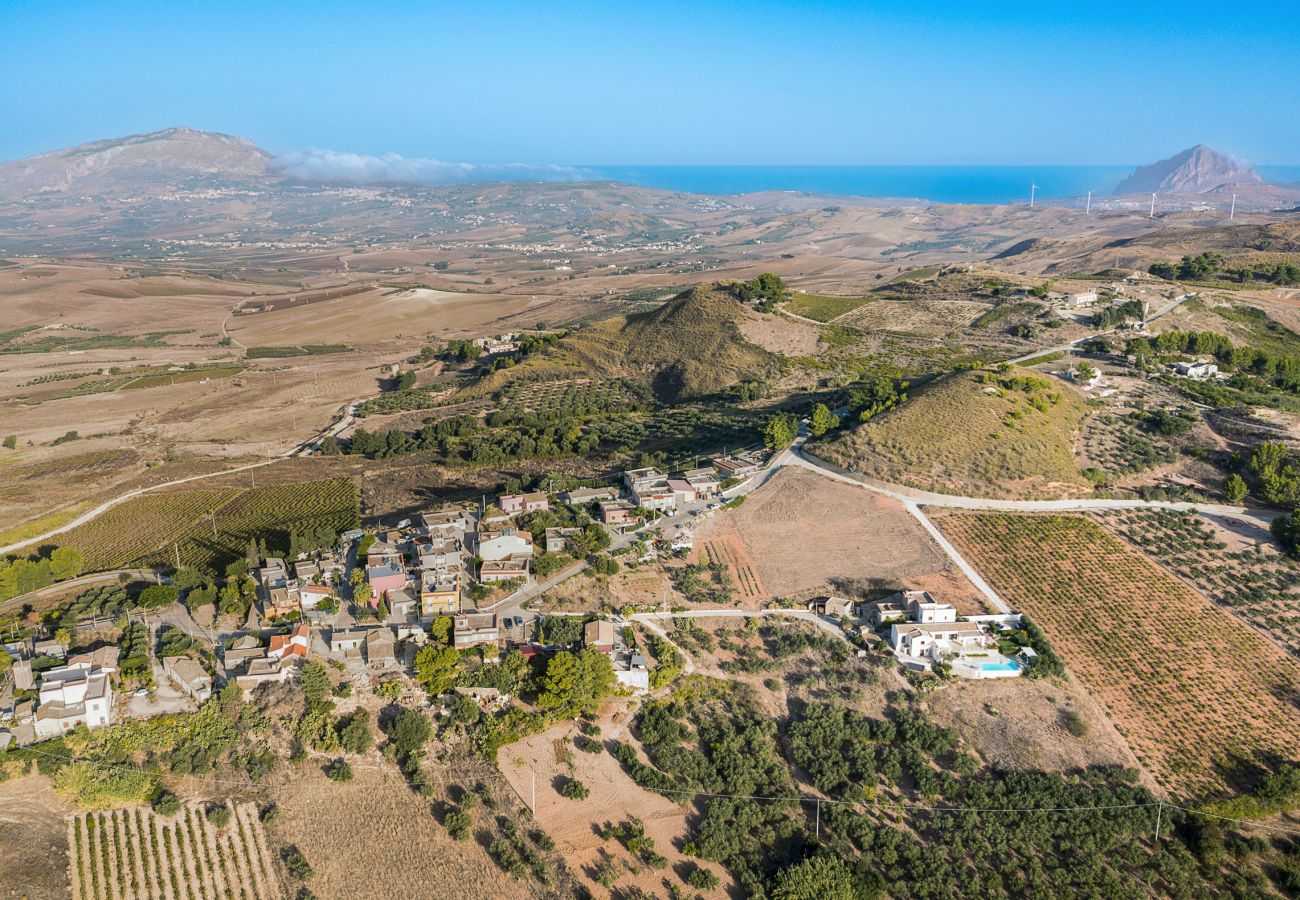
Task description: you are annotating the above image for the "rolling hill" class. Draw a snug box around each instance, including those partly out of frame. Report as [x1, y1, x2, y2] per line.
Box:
[813, 367, 1091, 499]
[479, 282, 781, 402]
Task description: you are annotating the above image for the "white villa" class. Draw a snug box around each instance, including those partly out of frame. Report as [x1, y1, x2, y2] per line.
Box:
[33, 661, 115, 739]
[881, 591, 1025, 679]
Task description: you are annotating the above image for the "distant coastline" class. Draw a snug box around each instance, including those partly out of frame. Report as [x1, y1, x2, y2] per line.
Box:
[586, 164, 1300, 204]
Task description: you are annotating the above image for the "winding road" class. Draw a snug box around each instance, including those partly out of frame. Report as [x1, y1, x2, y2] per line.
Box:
[5, 285, 1278, 620]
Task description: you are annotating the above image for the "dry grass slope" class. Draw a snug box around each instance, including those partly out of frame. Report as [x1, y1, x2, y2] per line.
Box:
[815, 367, 1090, 499]
[473, 283, 779, 402]
[937, 512, 1300, 799]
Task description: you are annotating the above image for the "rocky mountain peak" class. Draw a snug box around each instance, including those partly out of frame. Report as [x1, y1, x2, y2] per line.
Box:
[1113, 145, 1261, 195]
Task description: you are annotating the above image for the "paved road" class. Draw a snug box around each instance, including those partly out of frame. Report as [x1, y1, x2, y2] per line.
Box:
[1007, 293, 1191, 365]
[0, 398, 370, 557]
[0, 568, 159, 614]
[794, 447, 1277, 527]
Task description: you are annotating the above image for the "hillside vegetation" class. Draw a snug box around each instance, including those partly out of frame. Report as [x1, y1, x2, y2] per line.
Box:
[478, 283, 780, 402]
[815, 367, 1090, 498]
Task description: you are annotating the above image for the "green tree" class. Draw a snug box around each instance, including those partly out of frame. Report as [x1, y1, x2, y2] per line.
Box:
[387, 709, 432, 757]
[428, 616, 453, 647]
[537, 651, 577, 710]
[1224, 472, 1248, 504]
[1272, 513, 1300, 559]
[300, 660, 331, 702]
[761, 412, 799, 451]
[414, 645, 460, 693]
[48, 547, 84, 581]
[137, 584, 178, 608]
[1, 435, 15, 450]
[338, 710, 373, 754]
[808, 403, 840, 437]
[772, 856, 860, 900]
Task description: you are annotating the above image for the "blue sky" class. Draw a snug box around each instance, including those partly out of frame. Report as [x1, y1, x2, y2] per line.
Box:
[2, 0, 1297, 166]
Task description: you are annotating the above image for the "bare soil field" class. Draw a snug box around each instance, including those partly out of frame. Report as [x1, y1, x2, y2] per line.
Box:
[498, 716, 734, 899]
[0, 775, 71, 900]
[925, 677, 1153, 788]
[694, 529, 767, 603]
[537, 563, 678, 613]
[697, 467, 986, 611]
[738, 309, 822, 356]
[268, 765, 528, 900]
[835, 296, 992, 336]
[935, 511, 1300, 799]
[227, 287, 543, 345]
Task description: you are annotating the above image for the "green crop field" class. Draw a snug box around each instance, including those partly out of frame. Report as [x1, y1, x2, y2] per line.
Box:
[939, 512, 1300, 798]
[52, 489, 243, 571]
[785, 292, 871, 322]
[122, 366, 244, 390]
[54, 478, 359, 574]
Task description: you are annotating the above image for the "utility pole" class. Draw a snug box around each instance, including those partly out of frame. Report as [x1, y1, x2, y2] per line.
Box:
[210, 512, 218, 537]
[1230, 193, 1236, 220]
[174, 543, 180, 569]
[531, 768, 536, 815]
[1153, 802, 1163, 843]
[1085, 191, 1092, 215]
[815, 798, 821, 841]
[1149, 193, 1156, 219]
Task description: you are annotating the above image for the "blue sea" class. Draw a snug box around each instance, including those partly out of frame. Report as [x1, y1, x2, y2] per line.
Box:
[586, 164, 1300, 205]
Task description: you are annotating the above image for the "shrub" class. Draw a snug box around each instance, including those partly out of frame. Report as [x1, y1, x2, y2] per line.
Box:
[282, 845, 313, 881]
[688, 866, 721, 890]
[559, 777, 589, 800]
[444, 809, 472, 841]
[151, 789, 181, 816]
[325, 758, 354, 782]
[206, 804, 231, 828]
[1060, 709, 1090, 738]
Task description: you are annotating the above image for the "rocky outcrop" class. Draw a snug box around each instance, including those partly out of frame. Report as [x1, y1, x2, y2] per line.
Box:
[1113, 145, 1261, 195]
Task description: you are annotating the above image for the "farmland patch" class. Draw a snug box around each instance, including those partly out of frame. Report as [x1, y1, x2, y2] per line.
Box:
[936, 511, 1300, 798]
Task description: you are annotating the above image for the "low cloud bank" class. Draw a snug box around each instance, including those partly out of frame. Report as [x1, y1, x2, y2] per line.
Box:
[274, 148, 591, 186]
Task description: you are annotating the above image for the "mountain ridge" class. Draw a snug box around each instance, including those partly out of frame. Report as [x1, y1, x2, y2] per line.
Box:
[1113, 145, 1261, 196]
[0, 126, 272, 197]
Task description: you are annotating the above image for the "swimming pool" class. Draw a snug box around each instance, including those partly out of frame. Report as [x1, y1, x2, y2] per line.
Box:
[980, 660, 1022, 673]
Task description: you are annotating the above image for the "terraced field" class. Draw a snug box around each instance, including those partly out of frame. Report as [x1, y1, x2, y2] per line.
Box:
[937, 512, 1300, 798]
[68, 802, 282, 900]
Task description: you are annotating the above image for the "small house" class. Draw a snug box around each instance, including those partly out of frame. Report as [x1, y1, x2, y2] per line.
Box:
[599, 500, 635, 526]
[267, 623, 311, 664]
[1174, 360, 1218, 380]
[162, 656, 213, 702]
[583, 619, 617, 653]
[544, 526, 581, 554]
[480, 557, 530, 583]
[453, 613, 500, 650]
[367, 562, 407, 598]
[365, 629, 398, 668]
[329, 627, 369, 656]
[561, 486, 619, 504]
[666, 479, 697, 504]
